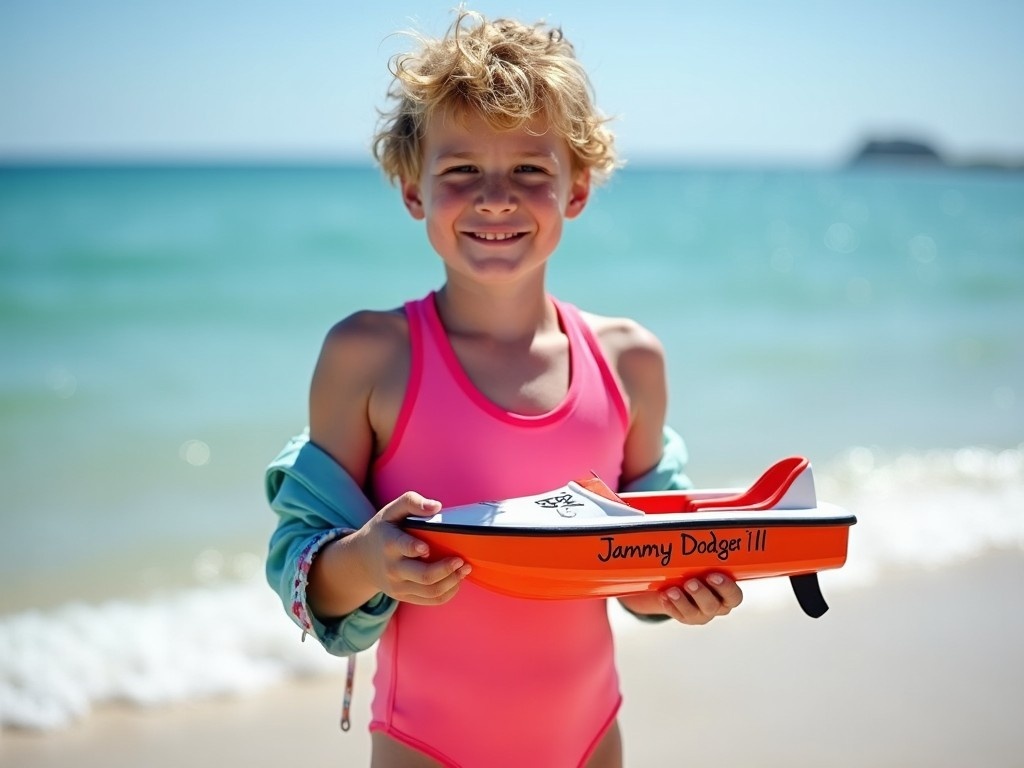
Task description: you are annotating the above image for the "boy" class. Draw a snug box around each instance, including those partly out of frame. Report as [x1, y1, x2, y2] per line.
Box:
[266, 10, 742, 766]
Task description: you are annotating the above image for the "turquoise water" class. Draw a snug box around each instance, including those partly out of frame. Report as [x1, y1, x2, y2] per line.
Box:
[1, 164, 1022, 728]
[1, 163, 1021, 580]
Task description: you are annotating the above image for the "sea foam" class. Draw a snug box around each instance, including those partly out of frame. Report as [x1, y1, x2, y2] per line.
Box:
[2, 445, 1022, 731]
[0, 580, 334, 731]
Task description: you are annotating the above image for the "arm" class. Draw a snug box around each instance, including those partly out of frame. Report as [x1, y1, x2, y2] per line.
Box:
[264, 311, 470, 656]
[264, 432, 395, 655]
[588, 314, 743, 624]
[306, 310, 471, 620]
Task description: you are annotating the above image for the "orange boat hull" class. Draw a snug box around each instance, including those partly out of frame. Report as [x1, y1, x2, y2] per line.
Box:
[404, 458, 855, 615]
[410, 520, 852, 600]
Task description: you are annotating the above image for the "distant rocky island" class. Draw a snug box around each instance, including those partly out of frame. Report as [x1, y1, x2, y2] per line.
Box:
[849, 137, 1022, 171]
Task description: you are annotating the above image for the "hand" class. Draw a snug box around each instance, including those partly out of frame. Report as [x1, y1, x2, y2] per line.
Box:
[658, 573, 743, 625]
[352, 491, 472, 606]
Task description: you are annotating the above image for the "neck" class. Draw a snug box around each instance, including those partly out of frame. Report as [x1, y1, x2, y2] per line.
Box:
[434, 274, 557, 343]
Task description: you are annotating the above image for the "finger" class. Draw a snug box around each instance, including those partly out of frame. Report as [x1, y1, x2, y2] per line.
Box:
[682, 578, 729, 617]
[367, 511, 435, 562]
[659, 586, 709, 625]
[707, 573, 744, 611]
[417, 556, 472, 586]
[399, 579, 463, 606]
[395, 558, 472, 604]
[388, 530, 430, 559]
[379, 491, 442, 524]
[393, 554, 471, 590]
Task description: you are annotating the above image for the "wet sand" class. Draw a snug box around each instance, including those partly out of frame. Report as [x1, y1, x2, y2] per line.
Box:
[4, 552, 1022, 767]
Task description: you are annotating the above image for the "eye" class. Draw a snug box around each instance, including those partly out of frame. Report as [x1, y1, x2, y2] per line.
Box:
[515, 164, 547, 174]
[443, 165, 477, 175]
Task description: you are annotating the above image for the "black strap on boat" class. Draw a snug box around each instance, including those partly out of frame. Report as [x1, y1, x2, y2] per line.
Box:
[790, 573, 829, 618]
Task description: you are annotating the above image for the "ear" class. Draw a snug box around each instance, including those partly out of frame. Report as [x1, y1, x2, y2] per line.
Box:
[564, 169, 591, 219]
[401, 178, 425, 220]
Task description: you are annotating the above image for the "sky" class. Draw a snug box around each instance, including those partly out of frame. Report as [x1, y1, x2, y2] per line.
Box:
[1, 0, 1022, 167]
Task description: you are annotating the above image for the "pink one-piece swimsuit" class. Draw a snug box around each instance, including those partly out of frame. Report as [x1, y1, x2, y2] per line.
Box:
[368, 292, 630, 767]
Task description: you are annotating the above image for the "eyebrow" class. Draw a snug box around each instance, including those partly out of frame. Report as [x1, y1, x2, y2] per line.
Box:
[433, 151, 475, 161]
[433, 149, 558, 163]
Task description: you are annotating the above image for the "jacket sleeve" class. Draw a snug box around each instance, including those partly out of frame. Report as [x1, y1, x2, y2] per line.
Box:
[265, 431, 398, 656]
[619, 425, 693, 493]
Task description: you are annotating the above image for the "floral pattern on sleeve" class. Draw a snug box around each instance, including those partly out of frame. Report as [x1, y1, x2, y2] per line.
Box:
[290, 528, 353, 634]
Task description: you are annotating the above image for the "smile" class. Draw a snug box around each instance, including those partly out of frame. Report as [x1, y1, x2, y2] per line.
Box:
[468, 232, 525, 241]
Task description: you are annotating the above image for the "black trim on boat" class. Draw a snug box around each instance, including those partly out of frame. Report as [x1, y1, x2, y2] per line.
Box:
[404, 515, 857, 538]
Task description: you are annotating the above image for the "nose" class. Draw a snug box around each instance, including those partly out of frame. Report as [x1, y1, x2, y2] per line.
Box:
[475, 175, 517, 214]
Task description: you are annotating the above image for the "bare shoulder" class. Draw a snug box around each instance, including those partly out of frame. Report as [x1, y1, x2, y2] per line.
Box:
[318, 308, 409, 371]
[311, 307, 410, 482]
[577, 309, 666, 372]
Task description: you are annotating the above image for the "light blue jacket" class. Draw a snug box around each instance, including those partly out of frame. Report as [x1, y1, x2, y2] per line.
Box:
[265, 427, 691, 656]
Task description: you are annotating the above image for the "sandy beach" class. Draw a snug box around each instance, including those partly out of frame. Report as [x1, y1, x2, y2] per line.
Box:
[4, 552, 1022, 768]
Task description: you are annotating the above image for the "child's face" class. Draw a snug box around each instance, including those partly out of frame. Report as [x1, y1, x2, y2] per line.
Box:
[401, 109, 590, 286]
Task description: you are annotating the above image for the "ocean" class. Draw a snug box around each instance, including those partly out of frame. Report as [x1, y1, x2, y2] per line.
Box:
[1, 163, 1022, 730]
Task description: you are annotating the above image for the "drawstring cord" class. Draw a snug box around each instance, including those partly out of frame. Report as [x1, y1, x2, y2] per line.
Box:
[340, 654, 356, 731]
[303, 621, 356, 731]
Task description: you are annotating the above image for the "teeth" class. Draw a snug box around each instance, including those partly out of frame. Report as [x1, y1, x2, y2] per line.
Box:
[473, 232, 518, 241]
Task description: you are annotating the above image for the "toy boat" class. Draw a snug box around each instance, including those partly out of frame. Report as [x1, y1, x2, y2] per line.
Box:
[404, 457, 856, 617]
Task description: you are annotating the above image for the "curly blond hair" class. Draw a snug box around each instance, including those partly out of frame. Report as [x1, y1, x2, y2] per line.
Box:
[372, 9, 618, 184]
